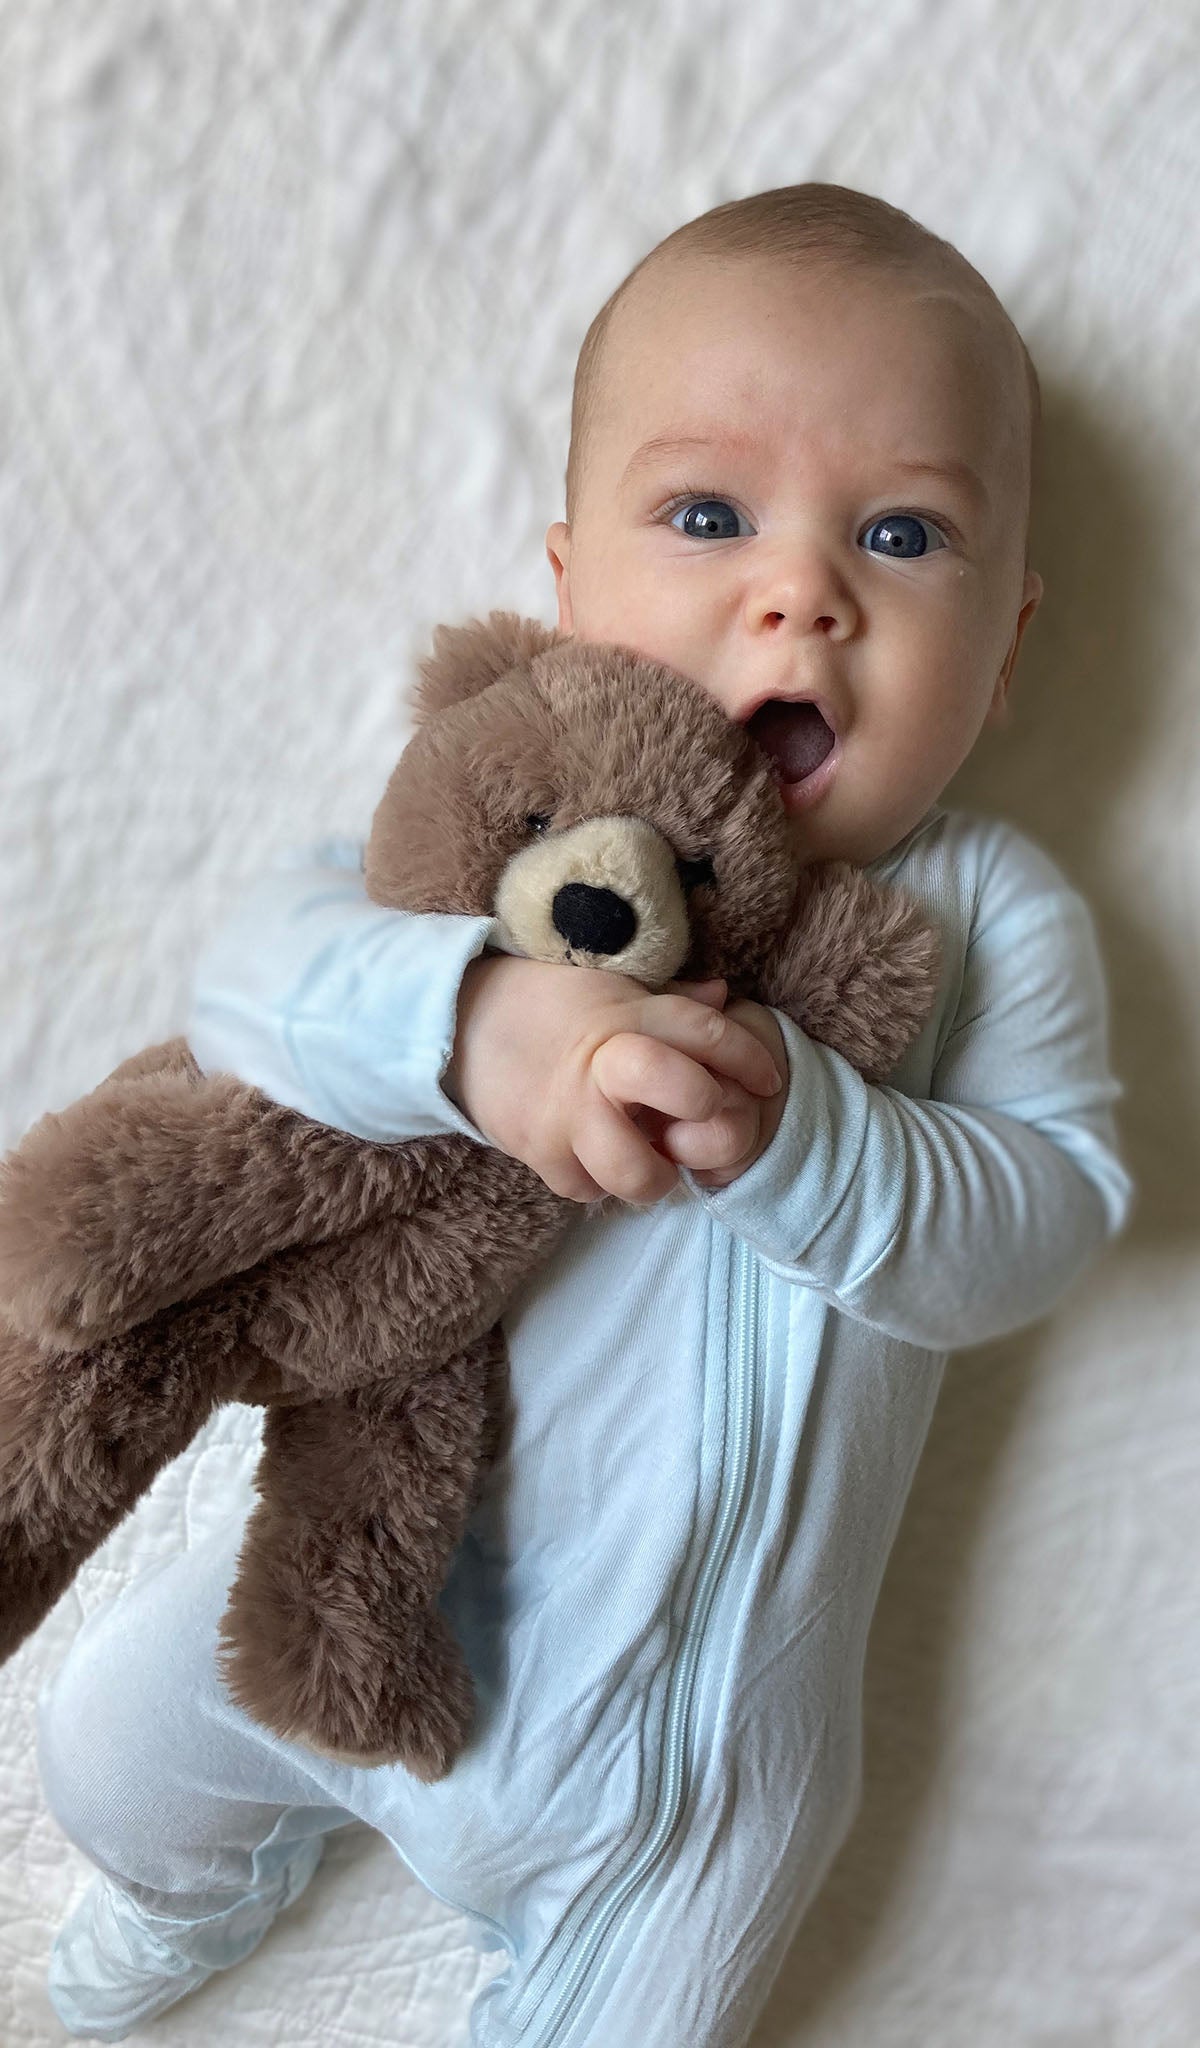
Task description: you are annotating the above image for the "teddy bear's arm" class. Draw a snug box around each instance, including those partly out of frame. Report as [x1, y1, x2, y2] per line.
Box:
[756, 865, 942, 1084]
[0, 1036, 431, 1353]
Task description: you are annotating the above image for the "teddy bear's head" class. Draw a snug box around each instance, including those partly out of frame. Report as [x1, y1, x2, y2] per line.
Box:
[364, 610, 803, 989]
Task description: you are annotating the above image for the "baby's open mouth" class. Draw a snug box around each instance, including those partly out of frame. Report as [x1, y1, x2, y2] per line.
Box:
[745, 699, 836, 783]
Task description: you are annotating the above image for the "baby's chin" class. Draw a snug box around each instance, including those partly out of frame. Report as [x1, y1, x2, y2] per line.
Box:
[785, 801, 930, 870]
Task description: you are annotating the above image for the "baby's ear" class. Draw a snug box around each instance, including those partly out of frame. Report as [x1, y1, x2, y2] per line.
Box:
[412, 610, 563, 724]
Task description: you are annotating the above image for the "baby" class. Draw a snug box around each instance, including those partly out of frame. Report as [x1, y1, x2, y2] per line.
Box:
[36, 185, 1133, 2048]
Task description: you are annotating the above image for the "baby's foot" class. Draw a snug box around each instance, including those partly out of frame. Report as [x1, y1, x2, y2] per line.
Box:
[47, 1843, 324, 2040]
[49, 1882, 218, 2040]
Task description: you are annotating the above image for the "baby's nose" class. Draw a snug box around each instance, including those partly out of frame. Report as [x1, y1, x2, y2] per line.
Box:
[552, 883, 638, 957]
[749, 544, 858, 640]
[763, 607, 838, 633]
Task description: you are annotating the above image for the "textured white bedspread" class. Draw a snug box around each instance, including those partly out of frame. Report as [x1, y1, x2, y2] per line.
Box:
[1, 2, 1196, 2043]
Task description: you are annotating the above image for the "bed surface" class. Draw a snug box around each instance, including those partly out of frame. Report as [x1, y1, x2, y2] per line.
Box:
[2, 2, 1196, 2041]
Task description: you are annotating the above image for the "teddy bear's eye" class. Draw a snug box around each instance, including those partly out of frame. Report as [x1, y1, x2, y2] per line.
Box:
[677, 853, 716, 892]
[525, 812, 551, 836]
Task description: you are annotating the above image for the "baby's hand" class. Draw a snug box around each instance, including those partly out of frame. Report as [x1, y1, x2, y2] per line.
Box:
[651, 995, 789, 1190]
[445, 956, 784, 1204]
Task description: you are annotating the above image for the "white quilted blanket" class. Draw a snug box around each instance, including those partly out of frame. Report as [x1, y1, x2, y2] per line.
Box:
[1, 3, 1196, 2043]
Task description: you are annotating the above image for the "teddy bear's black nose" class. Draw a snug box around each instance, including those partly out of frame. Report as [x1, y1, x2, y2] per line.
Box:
[552, 883, 638, 957]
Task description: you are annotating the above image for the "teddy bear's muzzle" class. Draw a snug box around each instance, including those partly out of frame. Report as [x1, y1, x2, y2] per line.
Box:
[490, 814, 693, 985]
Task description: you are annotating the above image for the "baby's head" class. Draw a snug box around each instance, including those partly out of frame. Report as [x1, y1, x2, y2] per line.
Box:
[546, 185, 1043, 867]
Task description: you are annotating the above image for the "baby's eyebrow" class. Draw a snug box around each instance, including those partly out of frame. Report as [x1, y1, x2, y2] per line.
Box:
[619, 430, 758, 487]
[619, 431, 990, 513]
[888, 457, 990, 511]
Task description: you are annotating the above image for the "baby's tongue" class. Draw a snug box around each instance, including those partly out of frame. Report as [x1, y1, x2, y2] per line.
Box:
[746, 700, 835, 783]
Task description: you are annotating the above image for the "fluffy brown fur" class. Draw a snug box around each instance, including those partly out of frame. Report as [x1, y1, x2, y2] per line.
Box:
[0, 612, 942, 1777]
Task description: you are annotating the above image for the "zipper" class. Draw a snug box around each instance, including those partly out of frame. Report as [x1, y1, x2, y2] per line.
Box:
[510, 1234, 763, 2047]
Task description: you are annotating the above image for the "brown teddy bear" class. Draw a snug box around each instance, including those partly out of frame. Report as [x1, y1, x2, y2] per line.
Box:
[0, 611, 941, 1780]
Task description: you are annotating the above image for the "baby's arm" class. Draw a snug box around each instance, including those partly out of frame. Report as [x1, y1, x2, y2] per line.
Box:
[188, 841, 782, 1201]
[676, 843, 1135, 1350]
[188, 839, 501, 1146]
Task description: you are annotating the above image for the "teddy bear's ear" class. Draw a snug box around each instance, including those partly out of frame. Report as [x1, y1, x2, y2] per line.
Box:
[411, 610, 563, 724]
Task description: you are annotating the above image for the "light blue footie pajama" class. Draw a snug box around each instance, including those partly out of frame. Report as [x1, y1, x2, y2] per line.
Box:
[38, 805, 1134, 2046]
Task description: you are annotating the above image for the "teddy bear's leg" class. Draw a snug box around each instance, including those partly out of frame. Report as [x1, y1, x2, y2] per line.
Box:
[760, 864, 943, 1083]
[240, 1155, 572, 1398]
[0, 1042, 441, 1351]
[0, 1295, 257, 1665]
[214, 1328, 506, 1780]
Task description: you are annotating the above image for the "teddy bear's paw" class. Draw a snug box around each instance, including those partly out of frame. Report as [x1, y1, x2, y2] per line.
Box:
[0, 1518, 74, 1667]
[0, 1160, 97, 1349]
[221, 1596, 477, 1781]
[298, 1738, 410, 1769]
[0, 1331, 116, 1665]
[316, 1610, 478, 1780]
[0, 1112, 171, 1349]
[766, 865, 942, 1083]
[0, 1062, 307, 1350]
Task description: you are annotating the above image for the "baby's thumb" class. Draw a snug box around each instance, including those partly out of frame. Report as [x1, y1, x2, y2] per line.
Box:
[666, 976, 728, 1009]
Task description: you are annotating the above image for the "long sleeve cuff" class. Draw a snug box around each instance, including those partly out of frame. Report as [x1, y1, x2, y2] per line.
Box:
[188, 846, 500, 1146]
[682, 1011, 1134, 1351]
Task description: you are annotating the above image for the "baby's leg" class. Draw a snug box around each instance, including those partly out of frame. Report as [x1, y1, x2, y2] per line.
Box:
[35, 1515, 358, 2042]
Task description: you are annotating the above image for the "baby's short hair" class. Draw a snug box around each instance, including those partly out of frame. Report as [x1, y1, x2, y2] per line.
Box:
[564, 183, 1040, 531]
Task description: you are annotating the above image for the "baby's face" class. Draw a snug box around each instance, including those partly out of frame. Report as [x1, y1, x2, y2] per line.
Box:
[546, 256, 1042, 866]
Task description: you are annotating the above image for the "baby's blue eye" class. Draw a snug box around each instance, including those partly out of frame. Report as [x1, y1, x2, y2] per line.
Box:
[861, 514, 944, 558]
[668, 498, 751, 540]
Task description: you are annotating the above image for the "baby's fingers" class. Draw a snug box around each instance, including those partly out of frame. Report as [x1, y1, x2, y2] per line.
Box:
[575, 1094, 680, 1205]
[590, 1033, 726, 1126]
[656, 1098, 761, 1179]
[634, 993, 783, 1100]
